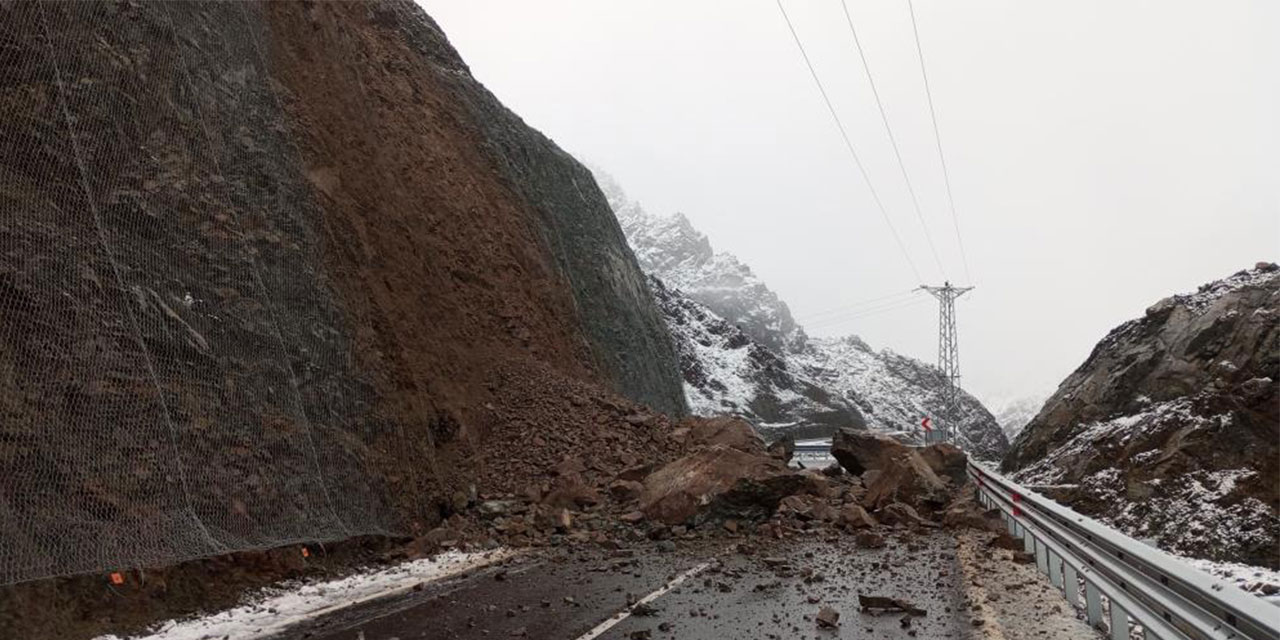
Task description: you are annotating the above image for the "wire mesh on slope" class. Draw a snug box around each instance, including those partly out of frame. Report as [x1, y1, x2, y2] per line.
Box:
[0, 1, 416, 586]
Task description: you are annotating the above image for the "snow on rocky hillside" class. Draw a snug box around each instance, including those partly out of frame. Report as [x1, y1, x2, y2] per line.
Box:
[648, 276, 863, 437]
[1005, 263, 1279, 567]
[1015, 395, 1276, 565]
[797, 336, 1009, 460]
[597, 172, 806, 354]
[596, 170, 1008, 458]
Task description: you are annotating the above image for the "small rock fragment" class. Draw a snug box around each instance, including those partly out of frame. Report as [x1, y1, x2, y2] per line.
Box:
[816, 606, 840, 628]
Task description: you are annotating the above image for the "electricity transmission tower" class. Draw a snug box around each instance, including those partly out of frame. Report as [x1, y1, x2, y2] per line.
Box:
[919, 282, 973, 443]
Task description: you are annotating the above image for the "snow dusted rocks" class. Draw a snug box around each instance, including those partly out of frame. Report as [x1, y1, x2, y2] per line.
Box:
[599, 172, 807, 355]
[796, 337, 1009, 459]
[1004, 264, 1280, 567]
[648, 276, 864, 436]
[597, 170, 1008, 457]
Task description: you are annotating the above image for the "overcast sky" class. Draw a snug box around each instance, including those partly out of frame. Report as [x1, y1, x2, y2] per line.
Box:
[424, 0, 1278, 407]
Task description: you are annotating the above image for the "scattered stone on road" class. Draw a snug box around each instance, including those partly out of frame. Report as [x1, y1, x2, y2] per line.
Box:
[815, 605, 840, 628]
[858, 594, 926, 616]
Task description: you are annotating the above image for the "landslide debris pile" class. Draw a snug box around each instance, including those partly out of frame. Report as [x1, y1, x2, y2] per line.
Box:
[0, 0, 684, 591]
[1003, 264, 1279, 567]
[412, 418, 1001, 557]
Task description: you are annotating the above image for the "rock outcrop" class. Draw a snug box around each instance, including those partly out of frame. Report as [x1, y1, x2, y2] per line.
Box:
[1003, 264, 1279, 567]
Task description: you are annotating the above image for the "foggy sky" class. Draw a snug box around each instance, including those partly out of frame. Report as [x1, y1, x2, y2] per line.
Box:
[424, 0, 1279, 408]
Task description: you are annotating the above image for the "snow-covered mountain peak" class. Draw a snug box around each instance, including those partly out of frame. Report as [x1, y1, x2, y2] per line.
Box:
[594, 169, 1009, 458]
[595, 169, 806, 354]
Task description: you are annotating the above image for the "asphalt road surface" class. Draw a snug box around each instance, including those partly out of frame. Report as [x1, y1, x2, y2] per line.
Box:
[279, 532, 973, 640]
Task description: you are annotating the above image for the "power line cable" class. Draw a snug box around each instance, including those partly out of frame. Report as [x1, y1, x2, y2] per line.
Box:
[839, 0, 946, 281]
[806, 292, 928, 326]
[800, 289, 917, 320]
[907, 0, 973, 284]
[775, 0, 923, 284]
[807, 296, 929, 329]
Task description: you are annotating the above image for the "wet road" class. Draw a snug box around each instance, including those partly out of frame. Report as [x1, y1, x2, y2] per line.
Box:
[280, 531, 971, 640]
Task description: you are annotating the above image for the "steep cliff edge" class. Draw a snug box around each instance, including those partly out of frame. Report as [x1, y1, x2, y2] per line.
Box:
[1003, 265, 1279, 566]
[0, 0, 683, 592]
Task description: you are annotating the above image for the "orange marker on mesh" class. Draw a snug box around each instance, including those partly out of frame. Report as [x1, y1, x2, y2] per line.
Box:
[109, 572, 124, 585]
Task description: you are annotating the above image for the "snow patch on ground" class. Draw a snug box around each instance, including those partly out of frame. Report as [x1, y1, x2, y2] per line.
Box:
[95, 549, 513, 640]
[1177, 556, 1280, 604]
[1095, 467, 1274, 561]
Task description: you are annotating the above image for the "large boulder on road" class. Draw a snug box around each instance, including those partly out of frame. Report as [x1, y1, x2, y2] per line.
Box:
[831, 429, 908, 475]
[683, 416, 766, 454]
[918, 443, 968, 485]
[766, 434, 795, 464]
[639, 445, 805, 525]
[861, 448, 950, 512]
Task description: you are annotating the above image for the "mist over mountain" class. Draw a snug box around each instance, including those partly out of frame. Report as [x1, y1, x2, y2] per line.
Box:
[992, 395, 1047, 440]
[598, 171, 808, 355]
[596, 170, 1009, 459]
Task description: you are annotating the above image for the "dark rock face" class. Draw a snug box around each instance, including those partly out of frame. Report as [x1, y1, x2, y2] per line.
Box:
[1004, 265, 1279, 567]
[0, 0, 684, 586]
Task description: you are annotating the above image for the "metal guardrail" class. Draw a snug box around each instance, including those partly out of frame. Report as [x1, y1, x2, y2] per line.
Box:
[792, 444, 832, 461]
[969, 462, 1280, 640]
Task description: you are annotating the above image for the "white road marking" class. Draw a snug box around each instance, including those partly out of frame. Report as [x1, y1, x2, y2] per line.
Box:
[573, 560, 714, 640]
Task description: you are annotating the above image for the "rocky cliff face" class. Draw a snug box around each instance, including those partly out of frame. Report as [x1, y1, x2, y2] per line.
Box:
[0, 0, 683, 586]
[1004, 265, 1279, 567]
[597, 172, 1009, 458]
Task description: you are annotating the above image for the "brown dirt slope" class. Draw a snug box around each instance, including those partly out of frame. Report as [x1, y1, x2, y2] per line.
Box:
[0, 0, 682, 596]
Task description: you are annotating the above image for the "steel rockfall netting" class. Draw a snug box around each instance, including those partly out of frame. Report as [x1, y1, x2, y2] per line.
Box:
[0, 1, 425, 585]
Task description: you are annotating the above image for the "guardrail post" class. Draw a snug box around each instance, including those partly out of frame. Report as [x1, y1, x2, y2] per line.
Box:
[1023, 528, 1035, 554]
[1048, 549, 1062, 588]
[1085, 580, 1104, 628]
[1108, 600, 1129, 640]
[1063, 563, 1080, 607]
[1035, 539, 1049, 575]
